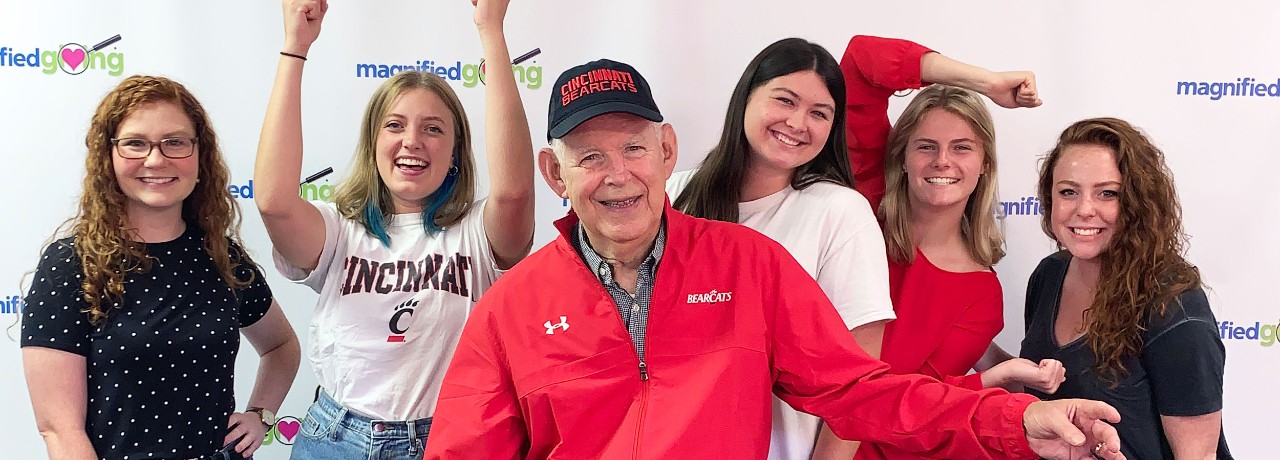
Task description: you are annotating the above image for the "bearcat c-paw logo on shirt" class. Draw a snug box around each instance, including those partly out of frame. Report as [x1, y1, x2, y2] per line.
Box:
[335, 253, 475, 343]
[687, 289, 733, 305]
[387, 298, 418, 343]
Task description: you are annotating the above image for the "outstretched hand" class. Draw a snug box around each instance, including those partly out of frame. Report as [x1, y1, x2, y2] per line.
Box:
[1025, 399, 1126, 460]
[282, 0, 328, 55]
[984, 70, 1041, 108]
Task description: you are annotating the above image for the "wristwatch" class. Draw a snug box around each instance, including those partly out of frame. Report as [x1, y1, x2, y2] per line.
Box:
[245, 407, 277, 427]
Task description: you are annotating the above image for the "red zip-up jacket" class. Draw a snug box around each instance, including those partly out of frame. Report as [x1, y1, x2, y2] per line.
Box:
[424, 205, 1039, 459]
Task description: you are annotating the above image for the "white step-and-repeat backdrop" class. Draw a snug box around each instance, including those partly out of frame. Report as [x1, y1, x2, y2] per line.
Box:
[1, 1, 1272, 457]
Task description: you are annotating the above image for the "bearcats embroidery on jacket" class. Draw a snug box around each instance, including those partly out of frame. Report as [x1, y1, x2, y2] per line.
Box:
[687, 289, 733, 305]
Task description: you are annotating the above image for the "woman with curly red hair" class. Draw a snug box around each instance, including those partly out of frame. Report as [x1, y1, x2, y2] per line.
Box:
[1020, 117, 1233, 458]
[20, 75, 300, 460]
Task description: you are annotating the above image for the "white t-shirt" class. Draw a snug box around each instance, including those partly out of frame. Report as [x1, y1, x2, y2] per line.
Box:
[274, 199, 500, 421]
[667, 170, 895, 460]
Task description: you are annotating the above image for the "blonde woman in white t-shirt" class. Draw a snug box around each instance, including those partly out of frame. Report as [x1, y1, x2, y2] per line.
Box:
[254, 0, 535, 458]
[667, 38, 895, 460]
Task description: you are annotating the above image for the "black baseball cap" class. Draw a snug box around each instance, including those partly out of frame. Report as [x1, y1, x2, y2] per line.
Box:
[546, 59, 663, 140]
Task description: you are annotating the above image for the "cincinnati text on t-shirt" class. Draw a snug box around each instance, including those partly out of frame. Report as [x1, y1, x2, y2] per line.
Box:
[339, 253, 474, 298]
[560, 68, 638, 106]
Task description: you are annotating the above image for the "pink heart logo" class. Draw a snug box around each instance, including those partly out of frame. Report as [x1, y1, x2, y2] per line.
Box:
[276, 420, 301, 442]
[61, 48, 86, 71]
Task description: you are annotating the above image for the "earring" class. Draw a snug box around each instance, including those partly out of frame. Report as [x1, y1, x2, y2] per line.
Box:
[448, 165, 459, 176]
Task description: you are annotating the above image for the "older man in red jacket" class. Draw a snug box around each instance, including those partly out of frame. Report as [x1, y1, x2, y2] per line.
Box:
[423, 58, 1125, 460]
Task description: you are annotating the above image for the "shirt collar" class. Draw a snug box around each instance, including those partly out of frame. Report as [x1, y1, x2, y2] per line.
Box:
[574, 221, 666, 283]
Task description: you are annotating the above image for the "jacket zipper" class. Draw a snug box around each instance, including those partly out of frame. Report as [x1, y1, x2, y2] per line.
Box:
[633, 361, 650, 459]
[572, 243, 653, 458]
[633, 297, 652, 459]
[633, 292, 650, 459]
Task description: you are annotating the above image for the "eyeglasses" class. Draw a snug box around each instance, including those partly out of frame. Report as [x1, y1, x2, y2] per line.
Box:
[110, 137, 198, 159]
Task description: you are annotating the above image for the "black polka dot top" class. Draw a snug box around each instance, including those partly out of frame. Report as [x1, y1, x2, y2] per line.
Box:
[21, 225, 272, 459]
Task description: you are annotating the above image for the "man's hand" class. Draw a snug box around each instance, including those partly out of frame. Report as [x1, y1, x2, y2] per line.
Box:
[1025, 399, 1125, 460]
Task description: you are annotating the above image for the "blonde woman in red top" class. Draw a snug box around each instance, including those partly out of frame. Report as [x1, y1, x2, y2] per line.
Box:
[837, 35, 1066, 460]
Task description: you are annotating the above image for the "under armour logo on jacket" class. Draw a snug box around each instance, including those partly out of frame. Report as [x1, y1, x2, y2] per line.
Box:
[544, 316, 570, 334]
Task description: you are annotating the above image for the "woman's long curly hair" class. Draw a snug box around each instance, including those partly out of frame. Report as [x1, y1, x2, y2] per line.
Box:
[1037, 117, 1202, 383]
[68, 75, 250, 327]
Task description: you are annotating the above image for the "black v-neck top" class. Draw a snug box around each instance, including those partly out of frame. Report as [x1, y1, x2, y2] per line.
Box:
[1019, 251, 1231, 459]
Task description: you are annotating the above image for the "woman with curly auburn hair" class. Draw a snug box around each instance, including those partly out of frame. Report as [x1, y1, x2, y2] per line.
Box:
[1019, 117, 1233, 459]
[19, 75, 301, 460]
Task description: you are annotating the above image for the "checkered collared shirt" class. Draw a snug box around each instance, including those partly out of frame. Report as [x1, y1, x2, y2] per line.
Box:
[571, 222, 665, 366]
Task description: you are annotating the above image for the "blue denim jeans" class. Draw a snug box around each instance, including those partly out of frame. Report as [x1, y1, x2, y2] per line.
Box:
[289, 390, 431, 460]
